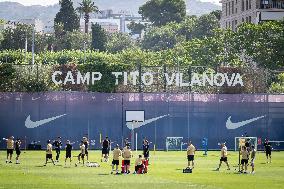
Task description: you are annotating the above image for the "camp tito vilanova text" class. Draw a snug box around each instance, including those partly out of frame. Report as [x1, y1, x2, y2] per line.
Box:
[51, 71, 244, 87]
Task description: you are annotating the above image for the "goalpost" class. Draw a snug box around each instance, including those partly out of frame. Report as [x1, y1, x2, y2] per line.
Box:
[234, 137, 258, 151]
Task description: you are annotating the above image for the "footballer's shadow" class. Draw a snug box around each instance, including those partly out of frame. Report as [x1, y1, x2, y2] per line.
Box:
[98, 173, 110, 176]
[260, 163, 266, 164]
[176, 168, 182, 171]
[35, 165, 45, 167]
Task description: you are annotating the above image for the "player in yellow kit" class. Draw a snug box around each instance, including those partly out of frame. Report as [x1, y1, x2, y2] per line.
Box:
[134, 155, 144, 174]
[187, 141, 196, 169]
[111, 144, 122, 174]
[122, 145, 132, 174]
[44, 140, 55, 166]
[216, 143, 230, 171]
[241, 146, 250, 173]
[5, 136, 14, 163]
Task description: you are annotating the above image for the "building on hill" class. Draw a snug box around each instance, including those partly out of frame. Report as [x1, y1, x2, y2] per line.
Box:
[0, 19, 44, 33]
[80, 19, 119, 33]
[220, 0, 284, 30]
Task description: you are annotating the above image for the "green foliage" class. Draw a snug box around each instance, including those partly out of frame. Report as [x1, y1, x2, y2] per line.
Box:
[53, 31, 91, 51]
[127, 21, 145, 36]
[0, 24, 33, 51]
[106, 33, 136, 53]
[139, 0, 186, 26]
[233, 21, 284, 70]
[269, 73, 284, 93]
[142, 23, 185, 51]
[91, 23, 107, 52]
[54, 0, 80, 32]
[0, 63, 16, 91]
[191, 13, 220, 39]
[77, 0, 99, 33]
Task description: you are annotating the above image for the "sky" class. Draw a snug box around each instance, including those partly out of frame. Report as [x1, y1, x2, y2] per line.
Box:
[0, 0, 221, 6]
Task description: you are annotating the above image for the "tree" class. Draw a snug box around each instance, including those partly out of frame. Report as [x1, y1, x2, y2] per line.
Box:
[210, 10, 222, 21]
[141, 23, 185, 51]
[233, 21, 284, 70]
[127, 21, 145, 37]
[106, 33, 136, 53]
[54, 0, 80, 32]
[139, 0, 186, 26]
[91, 23, 107, 51]
[77, 0, 99, 33]
[191, 13, 220, 39]
[0, 24, 33, 51]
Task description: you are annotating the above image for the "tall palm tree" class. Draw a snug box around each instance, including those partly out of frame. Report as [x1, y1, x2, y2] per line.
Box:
[77, 0, 99, 33]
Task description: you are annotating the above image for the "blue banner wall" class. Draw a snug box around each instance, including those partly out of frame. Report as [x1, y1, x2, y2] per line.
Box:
[0, 92, 283, 150]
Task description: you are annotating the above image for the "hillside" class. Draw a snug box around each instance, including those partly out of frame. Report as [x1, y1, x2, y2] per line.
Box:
[0, 0, 221, 24]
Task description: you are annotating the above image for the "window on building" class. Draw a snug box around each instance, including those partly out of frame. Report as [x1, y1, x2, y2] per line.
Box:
[246, 0, 248, 10]
[226, 3, 228, 16]
[242, 17, 244, 22]
[232, 1, 234, 14]
[229, 2, 231, 15]
[229, 21, 231, 28]
[226, 21, 228, 28]
[249, 0, 251, 9]
[236, 8, 238, 13]
[249, 16, 251, 22]
[236, 0, 238, 4]
[242, 0, 244, 11]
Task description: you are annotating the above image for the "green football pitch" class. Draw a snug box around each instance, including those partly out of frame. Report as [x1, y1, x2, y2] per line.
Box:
[0, 150, 283, 189]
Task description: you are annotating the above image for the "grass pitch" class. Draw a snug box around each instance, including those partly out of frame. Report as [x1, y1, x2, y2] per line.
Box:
[0, 150, 283, 189]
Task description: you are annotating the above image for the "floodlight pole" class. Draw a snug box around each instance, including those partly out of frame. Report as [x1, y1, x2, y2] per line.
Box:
[131, 122, 135, 151]
[31, 25, 35, 64]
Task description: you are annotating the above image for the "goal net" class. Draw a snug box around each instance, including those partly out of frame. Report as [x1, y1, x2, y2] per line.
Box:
[166, 137, 183, 151]
[234, 137, 257, 151]
[269, 141, 284, 151]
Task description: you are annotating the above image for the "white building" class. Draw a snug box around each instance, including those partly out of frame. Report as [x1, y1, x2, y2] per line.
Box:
[80, 19, 119, 33]
[220, 0, 284, 30]
[0, 19, 44, 33]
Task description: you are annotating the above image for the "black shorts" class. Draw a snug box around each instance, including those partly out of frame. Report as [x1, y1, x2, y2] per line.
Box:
[143, 151, 149, 158]
[266, 151, 271, 156]
[7, 149, 13, 155]
[241, 159, 248, 165]
[220, 157, 228, 162]
[85, 149, 88, 155]
[66, 152, 71, 158]
[124, 160, 130, 165]
[112, 160, 119, 165]
[188, 155, 194, 161]
[81, 154, 85, 158]
[16, 150, 21, 156]
[102, 148, 109, 154]
[46, 154, 52, 159]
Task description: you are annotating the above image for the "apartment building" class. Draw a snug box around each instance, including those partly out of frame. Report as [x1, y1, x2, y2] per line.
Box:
[220, 0, 284, 30]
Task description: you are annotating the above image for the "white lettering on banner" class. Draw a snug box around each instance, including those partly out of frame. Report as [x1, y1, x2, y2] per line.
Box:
[52, 71, 62, 85]
[91, 72, 102, 85]
[77, 71, 90, 85]
[111, 72, 123, 85]
[51, 71, 245, 87]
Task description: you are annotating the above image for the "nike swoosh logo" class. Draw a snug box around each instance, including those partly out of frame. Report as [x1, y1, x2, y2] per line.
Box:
[126, 115, 169, 130]
[226, 115, 265, 130]
[25, 114, 67, 129]
[32, 97, 40, 101]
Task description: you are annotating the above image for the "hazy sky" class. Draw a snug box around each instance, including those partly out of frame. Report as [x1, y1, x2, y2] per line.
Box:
[0, 0, 220, 6]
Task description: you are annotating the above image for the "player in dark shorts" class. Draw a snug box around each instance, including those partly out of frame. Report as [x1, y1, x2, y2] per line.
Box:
[53, 137, 62, 162]
[65, 140, 72, 166]
[143, 139, 150, 161]
[5, 136, 14, 163]
[15, 138, 21, 164]
[83, 137, 89, 162]
[101, 136, 110, 162]
[264, 139, 272, 163]
[45, 140, 55, 166]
